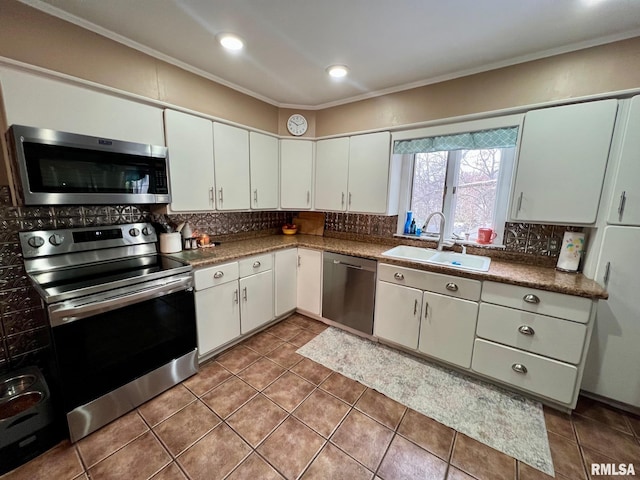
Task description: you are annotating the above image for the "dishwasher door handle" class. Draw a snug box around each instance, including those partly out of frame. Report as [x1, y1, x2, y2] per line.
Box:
[333, 260, 363, 270]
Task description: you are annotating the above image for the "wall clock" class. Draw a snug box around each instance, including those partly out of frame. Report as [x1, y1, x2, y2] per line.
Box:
[287, 114, 308, 136]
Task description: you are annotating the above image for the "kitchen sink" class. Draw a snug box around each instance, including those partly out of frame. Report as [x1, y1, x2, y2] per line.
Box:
[428, 251, 491, 272]
[381, 245, 491, 272]
[381, 245, 440, 263]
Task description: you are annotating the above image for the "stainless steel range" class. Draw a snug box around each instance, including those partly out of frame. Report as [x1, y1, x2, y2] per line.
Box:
[18, 222, 197, 442]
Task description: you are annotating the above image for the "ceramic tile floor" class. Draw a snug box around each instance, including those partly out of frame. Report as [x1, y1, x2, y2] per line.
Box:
[3, 314, 640, 480]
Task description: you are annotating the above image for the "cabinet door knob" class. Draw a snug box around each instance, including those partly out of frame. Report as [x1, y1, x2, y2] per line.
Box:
[523, 294, 540, 304]
[394, 272, 404, 280]
[253, 261, 261, 268]
[213, 271, 224, 279]
[445, 282, 458, 292]
[518, 325, 535, 336]
[512, 363, 528, 374]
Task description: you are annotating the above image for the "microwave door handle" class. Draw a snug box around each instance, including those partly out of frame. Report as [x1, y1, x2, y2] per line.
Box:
[48, 276, 192, 327]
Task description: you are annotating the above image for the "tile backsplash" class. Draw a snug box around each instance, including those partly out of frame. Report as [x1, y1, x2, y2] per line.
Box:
[503, 222, 584, 256]
[0, 183, 584, 369]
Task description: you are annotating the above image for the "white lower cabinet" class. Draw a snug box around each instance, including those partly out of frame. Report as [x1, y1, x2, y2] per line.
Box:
[238, 254, 274, 334]
[473, 281, 594, 407]
[195, 280, 241, 356]
[419, 291, 478, 368]
[275, 248, 297, 316]
[472, 339, 578, 405]
[193, 254, 274, 358]
[374, 264, 480, 369]
[296, 248, 322, 315]
[374, 281, 422, 349]
[194, 262, 241, 358]
[239, 270, 274, 334]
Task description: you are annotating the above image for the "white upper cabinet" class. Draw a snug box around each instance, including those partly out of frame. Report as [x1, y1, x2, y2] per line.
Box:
[280, 139, 313, 209]
[511, 99, 618, 224]
[164, 110, 215, 211]
[213, 122, 250, 210]
[607, 95, 640, 226]
[0, 67, 164, 145]
[315, 138, 350, 211]
[314, 132, 397, 214]
[249, 132, 279, 210]
[348, 132, 393, 214]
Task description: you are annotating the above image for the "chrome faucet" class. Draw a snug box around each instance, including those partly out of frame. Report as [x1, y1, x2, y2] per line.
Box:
[423, 212, 447, 251]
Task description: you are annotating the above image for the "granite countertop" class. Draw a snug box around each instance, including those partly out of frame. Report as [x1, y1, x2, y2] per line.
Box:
[167, 234, 608, 300]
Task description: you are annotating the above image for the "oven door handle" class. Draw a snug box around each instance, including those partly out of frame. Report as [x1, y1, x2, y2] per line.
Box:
[48, 275, 193, 327]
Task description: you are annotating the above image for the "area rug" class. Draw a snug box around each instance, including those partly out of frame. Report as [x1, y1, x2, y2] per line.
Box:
[297, 327, 554, 476]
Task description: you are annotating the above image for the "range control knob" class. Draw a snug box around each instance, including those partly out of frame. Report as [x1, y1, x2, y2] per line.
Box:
[142, 227, 153, 236]
[49, 234, 64, 246]
[129, 228, 140, 237]
[27, 236, 45, 248]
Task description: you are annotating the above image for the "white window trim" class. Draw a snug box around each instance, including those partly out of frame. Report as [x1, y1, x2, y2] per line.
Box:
[394, 115, 523, 247]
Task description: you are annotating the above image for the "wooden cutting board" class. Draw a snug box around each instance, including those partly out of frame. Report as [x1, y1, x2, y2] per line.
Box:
[293, 212, 325, 236]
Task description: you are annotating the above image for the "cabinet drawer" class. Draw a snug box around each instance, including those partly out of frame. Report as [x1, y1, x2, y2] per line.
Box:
[477, 304, 587, 364]
[193, 262, 239, 290]
[378, 263, 481, 301]
[239, 253, 273, 277]
[481, 281, 592, 323]
[471, 339, 578, 404]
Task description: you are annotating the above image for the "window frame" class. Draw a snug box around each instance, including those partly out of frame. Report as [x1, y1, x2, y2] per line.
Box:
[393, 115, 523, 246]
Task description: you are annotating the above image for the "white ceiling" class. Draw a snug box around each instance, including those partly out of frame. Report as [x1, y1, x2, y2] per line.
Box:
[23, 0, 640, 109]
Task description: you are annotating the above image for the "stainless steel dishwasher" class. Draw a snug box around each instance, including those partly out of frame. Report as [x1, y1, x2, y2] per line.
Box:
[322, 252, 377, 335]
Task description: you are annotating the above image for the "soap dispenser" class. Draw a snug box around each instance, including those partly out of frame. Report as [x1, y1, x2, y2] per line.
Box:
[404, 211, 413, 234]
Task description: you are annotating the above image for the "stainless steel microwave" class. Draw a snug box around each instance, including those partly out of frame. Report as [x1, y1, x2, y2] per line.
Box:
[7, 125, 171, 205]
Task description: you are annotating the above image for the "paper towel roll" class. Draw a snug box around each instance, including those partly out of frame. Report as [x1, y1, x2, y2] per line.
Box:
[556, 232, 585, 272]
[159, 233, 182, 253]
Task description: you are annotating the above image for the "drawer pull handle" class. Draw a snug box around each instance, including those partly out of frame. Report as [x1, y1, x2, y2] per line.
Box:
[445, 282, 458, 292]
[518, 325, 535, 336]
[213, 271, 224, 279]
[394, 273, 404, 280]
[253, 261, 261, 268]
[523, 294, 540, 304]
[512, 363, 528, 374]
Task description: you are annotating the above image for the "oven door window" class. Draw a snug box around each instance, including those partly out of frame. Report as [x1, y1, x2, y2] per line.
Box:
[51, 288, 196, 412]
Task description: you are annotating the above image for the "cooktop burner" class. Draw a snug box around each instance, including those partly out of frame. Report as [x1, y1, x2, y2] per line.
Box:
[19, 223, 191, 304]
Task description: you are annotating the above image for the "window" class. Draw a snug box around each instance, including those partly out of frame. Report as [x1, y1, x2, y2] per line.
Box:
[395, 124, 519, 245]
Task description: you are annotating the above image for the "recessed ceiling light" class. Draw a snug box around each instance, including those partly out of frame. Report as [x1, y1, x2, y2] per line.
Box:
[218, 34, 244, 51]
[327, 65, 349, 78]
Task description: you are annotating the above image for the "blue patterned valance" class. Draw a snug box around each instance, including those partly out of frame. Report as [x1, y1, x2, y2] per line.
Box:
[393, 126, 519, 154]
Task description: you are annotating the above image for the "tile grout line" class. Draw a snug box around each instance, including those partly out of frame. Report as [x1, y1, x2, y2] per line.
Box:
[76, 411, 152, 476]
[570, 415, 592, 480]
